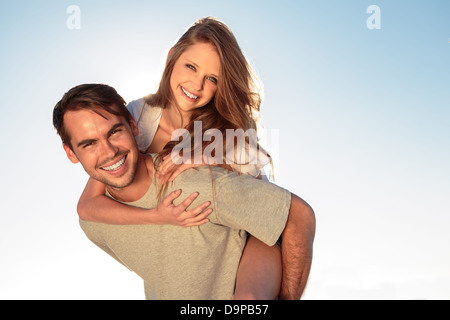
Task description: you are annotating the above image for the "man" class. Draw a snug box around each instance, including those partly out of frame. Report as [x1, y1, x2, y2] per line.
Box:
[53, 84, 315, 300]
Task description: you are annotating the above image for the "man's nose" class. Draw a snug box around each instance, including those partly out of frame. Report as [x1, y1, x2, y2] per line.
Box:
[100, 139, 118, 158]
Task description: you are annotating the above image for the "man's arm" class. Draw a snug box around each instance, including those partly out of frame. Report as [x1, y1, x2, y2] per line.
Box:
[279, 194, 316, 300]
[77, 177, 211, 226]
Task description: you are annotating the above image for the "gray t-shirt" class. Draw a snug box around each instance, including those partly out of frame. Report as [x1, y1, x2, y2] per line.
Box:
[79, 165, 291, 300]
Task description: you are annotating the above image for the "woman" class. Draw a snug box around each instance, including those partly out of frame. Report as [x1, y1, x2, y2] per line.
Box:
[78, 17, 281, 299]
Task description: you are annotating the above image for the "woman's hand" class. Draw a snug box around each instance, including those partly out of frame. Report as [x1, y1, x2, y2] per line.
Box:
[155, 189, 212, 227]
[156, 154, 203, 184]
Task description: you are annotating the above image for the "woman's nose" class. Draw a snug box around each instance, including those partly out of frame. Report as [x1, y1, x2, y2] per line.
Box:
[191, 74, 204, 91]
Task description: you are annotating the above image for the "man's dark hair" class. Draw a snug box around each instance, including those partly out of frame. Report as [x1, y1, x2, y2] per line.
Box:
[53, 83, 131, 150]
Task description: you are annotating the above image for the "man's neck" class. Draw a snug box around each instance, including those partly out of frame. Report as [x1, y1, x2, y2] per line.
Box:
[106, 153, 153, 203]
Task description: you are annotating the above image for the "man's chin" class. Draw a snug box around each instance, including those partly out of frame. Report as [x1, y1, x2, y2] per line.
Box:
[86, 170, 135, 190]
[99, 174, 135, 190]
[85, 152, 139, 190]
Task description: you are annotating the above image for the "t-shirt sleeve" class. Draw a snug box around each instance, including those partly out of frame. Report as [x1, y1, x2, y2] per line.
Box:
[228, 142, 271, 177]
[213, 171, 291, 246]
[78, 219, 131, 270]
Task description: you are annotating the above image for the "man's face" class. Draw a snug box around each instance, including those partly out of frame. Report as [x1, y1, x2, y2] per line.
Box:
[63, 106, 140, 189]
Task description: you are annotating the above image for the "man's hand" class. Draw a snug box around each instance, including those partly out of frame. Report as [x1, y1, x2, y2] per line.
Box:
[155, 189, 212, 227]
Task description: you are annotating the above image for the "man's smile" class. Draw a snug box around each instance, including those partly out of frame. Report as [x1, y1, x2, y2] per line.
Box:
[100, 155, 127, 172]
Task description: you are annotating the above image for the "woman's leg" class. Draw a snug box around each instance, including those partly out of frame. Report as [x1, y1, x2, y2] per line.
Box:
[233, 235, 282, 300]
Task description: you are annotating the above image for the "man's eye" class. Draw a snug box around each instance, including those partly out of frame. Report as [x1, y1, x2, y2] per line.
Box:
[82, 142, 94, 149]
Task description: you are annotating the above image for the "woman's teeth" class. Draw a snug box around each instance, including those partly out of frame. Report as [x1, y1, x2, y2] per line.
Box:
[181, 87, 198, 100]
[101, 156, 126, 171]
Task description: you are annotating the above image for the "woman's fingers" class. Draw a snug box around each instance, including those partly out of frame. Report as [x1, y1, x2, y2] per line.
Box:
[161, 189, 181, 206]
[157, 153, 186, 182]
[157, 161, 174, 181]
[159, 189, 213, 227]
[185, 200, 211, 216]
[175, 192, 200, 212]
[182, 209, 212, 227]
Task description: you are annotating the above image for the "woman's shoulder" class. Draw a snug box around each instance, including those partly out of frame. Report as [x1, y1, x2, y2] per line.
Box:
[126, 98, 146, 120]
[127, 95, 162, 123]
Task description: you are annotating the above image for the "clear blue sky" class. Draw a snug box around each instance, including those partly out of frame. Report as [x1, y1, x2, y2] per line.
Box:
[0, 0, 449, 299]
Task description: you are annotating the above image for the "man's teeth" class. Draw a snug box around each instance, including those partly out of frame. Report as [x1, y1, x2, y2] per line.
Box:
[181, 87, 198, 99]
[102, 157, 125, 171]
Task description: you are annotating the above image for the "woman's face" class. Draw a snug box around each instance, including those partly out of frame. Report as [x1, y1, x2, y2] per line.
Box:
[170, 42, 220, 114]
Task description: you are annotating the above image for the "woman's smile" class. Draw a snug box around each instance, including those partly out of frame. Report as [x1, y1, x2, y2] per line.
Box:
[180, 86, 199, 101]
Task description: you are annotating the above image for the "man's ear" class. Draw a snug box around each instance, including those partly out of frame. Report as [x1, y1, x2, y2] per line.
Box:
[129, 115, 139, 137]
[63, 143, 80, 164]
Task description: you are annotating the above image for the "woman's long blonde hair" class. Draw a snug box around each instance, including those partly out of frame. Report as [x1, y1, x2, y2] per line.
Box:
[148, 17, 270, 189]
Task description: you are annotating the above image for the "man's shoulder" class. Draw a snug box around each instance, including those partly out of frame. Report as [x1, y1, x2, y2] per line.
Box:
[143, 153, 155, 172]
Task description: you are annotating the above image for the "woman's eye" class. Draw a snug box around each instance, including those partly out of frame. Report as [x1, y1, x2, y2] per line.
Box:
[207, 76, 218, 84]
[186, 64, 196, 71]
